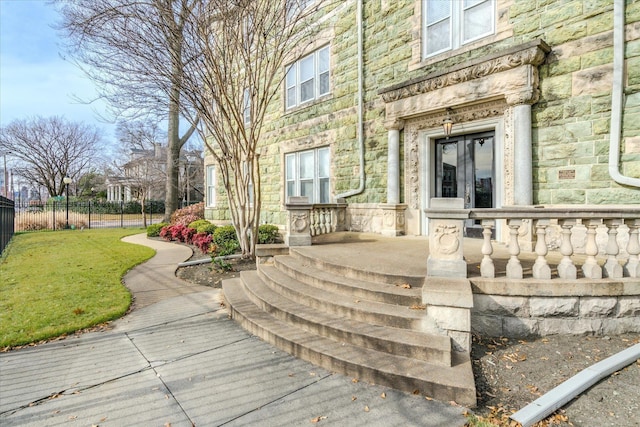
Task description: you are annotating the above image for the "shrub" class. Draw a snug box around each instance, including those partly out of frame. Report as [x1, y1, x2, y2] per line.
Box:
[159, 225, 173, 241]
[192, 232, 214, 254]
[181, 226, 196, 244]
[147, 222, 168, 237]
[212, 225, 239, 256]
[170, 202, 204, 225]
[170, 224, 188, 242]
[188, 219, 217, 235]
[258, 224, 280, 244]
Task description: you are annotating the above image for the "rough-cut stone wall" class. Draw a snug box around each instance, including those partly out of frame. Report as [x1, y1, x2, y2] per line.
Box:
[472, 293, 640, 338]
[205, 0, 640, 227]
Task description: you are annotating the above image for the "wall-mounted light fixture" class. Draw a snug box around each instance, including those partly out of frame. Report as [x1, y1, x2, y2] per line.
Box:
[442, 108, 454, 138]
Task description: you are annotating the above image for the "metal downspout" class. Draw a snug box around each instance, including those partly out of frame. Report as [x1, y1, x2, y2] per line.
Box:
[609, 0, 640, 188]
[335, 0, 365, 200]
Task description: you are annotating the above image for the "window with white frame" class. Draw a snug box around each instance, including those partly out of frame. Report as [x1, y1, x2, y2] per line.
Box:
[206, 165, 216, 207]
[423, 0, 495, 58]
[285, 45, 330, 109]
[285, 147, 330, 203]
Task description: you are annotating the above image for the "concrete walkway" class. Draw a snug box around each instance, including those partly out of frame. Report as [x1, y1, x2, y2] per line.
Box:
[0, 234, 468, 426]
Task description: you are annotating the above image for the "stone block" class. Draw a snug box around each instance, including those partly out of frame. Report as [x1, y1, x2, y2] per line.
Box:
[537, 318, 603, 335]
[572, 64, 613, 96]
[471, 314, 503, 336]
[617, 297, 640, 317]
[448, 331, 471, 353]
[541, 74, 573, 102]
[601, 317, 640, 335]
[530, 297, 579, 317]
[579, 297, 618, 317]
[542, 1, 583, 26]
[502, 317, 538, 338]
[427, 306, 470, 332]
[472, 294, 529, 317]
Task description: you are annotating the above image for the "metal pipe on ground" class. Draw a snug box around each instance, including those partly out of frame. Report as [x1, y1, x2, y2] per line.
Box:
[510, 343, 640, 427]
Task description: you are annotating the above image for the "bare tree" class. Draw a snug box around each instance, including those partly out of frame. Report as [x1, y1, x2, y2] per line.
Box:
[0, 116, 101, 197]
[179, 0, 328, 257]
[55, 0, 198, 221]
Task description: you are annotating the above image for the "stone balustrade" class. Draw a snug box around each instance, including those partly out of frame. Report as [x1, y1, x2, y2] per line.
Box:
[285, 198, 347, 246]
[425, 201, 640, 281]
[470, 207, 640, 280]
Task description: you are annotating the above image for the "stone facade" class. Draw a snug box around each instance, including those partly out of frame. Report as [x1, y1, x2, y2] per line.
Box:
[204, 0, 639, 237]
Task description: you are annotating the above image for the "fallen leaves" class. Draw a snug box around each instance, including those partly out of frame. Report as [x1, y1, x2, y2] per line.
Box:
[310, 415, 327, 423]
[396, 283, 412, 289]
[409, 304, 426, 310]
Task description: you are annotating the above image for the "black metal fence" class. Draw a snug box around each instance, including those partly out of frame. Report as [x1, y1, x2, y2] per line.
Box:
[14, 200, 166, 232]
[1, 196, 15, 255]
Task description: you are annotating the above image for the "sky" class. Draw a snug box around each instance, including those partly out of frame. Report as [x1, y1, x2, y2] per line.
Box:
[0, 0, 116, 147]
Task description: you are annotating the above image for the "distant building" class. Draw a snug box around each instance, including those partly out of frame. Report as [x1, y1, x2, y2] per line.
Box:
[107, 144, 204, 205]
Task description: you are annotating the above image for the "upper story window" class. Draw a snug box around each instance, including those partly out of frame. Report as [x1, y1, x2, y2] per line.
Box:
[285, 45, 330, 109]
[285, 147, 330, 203]
[423, 0, 495, 58]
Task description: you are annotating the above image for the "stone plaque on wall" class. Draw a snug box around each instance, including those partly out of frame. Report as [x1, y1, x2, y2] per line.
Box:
[559, 169, 576, 180]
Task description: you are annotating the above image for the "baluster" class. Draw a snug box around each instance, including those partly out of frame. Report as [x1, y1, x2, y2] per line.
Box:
[557, 219, 577, 279]
[603, 219, 623, 278]
[480, 220, 495, 278]
[320, 208, 328, 234]
[310, 209, 318, 236]
[533, 219, 551, 279]
[624, 219, 640, 277]
[506, 219, 523, 279]
[582, 219, 602, 279]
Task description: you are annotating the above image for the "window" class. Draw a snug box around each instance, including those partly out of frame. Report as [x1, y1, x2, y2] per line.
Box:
[243, 88, 251, 126]
[285, 147, 330, 203]
[285, 45, 330, 109]
[206, 165, 216, 207]
[423, 0, 494, 58]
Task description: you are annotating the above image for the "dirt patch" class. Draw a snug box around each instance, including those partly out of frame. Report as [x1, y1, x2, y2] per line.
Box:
[176, 248, 640, 426]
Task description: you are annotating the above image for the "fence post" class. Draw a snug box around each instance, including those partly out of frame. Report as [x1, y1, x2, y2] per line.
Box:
[120, 200, 124, 228]
[53, 200, 57, 231]
[88, 200, 92, 229]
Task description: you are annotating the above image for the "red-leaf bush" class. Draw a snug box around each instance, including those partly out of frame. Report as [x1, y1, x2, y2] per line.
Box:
[192, 232, 214, 254]
[159, 225, 173, 241]
[170, 202, 205, 226]
[181, 226, 196, 244]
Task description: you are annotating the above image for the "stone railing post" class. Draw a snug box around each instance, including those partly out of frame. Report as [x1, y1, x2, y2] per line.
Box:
[582, 219, 603, 279]
[558, 219, 577, 279]
[424, 198, 473, 353]
[532, 219, 551, 279]
[285, 196, 312, 246]
[426, 198, 468, 278]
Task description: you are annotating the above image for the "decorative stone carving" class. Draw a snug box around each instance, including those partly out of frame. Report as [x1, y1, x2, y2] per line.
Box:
[405, 100, 507, 209]
[380, 41, 549, 103]
[380, 203, 407, 237]
[291, 212, 309, 233]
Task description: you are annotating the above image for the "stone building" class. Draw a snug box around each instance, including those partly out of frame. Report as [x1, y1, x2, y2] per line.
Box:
[204, 0, 640, 238]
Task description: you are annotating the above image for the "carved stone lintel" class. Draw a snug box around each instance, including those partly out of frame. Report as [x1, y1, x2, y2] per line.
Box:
[380, 40, 549, 103]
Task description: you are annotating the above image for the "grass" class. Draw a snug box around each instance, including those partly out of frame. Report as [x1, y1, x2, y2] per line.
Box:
[0, 229, 156, 349]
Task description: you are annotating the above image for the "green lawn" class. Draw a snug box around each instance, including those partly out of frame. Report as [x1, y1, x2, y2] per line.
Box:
[0, 229, 155, 349]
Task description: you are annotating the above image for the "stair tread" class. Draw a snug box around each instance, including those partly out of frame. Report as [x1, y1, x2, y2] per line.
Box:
[223, 278, 476, 400]
[259, 264, 431, 328]
[241, 270, 450, 363]
[291, 247, 425, 288]
[275, 255, 422, 305]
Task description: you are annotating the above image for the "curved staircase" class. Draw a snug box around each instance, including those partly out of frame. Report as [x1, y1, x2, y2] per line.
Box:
[222, 245, 477, 407]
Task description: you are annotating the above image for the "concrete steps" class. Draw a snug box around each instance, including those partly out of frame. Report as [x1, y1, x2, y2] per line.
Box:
[222, 247, 477, 407]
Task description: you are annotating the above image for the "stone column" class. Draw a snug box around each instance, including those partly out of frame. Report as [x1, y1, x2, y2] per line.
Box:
[386, 120, 403, 205]
[381, 119, 407, 236]
[512, 103, 533, 205]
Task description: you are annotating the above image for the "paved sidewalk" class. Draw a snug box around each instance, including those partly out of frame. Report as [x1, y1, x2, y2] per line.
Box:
[0, 234, 468, 426]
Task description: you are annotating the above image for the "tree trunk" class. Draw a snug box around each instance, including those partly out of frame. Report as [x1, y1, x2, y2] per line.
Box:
[163, 93, 182, 222]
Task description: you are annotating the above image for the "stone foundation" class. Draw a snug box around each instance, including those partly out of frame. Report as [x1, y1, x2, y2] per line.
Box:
[471, 279, 640, 337]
